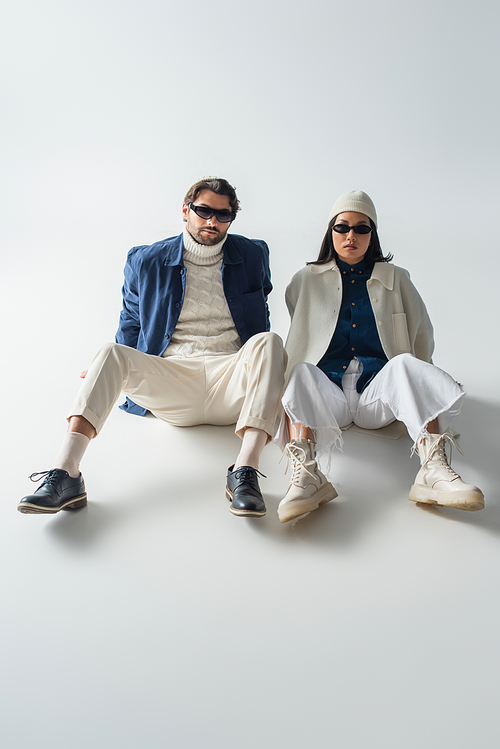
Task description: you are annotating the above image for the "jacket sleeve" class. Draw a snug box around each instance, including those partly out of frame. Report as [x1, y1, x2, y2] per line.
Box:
[285, 272, 301, 320]
[115, 247, 142, 349]
[261, 241, 272, 331]
[399, 271, 434, 363]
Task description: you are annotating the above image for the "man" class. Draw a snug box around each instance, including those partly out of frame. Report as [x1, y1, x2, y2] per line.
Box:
[19, 177, 286, 518]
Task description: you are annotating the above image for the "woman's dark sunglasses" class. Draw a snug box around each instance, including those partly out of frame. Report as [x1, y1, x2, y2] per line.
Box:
[333, 223, 372, 235]
[188, 202, 235, 223]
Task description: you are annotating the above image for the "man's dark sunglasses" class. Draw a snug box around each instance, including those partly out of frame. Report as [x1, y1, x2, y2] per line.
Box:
[333, 223, 372, 235]
[188, 202, 235, 223]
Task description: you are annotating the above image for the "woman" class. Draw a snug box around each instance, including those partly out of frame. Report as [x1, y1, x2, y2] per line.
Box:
[275, 190, 484, 523]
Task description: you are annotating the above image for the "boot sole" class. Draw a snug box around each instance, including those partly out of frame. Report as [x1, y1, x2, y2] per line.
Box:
[17, 494, 88, 514]
[278, 484, 338, 523]
[225, 487, 266, 517]
[408, 485, 484, 511]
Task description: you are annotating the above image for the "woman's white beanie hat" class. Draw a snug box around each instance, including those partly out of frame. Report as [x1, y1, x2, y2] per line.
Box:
[328, 190, 377, 227]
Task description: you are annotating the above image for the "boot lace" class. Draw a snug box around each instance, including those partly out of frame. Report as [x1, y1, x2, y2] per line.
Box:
[280, 442, 316, 486]
[423, 432, 464, 478]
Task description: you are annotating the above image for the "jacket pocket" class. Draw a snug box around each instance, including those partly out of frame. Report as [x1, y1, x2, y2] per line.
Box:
[392, 313, 411, 352]
[243, 288, 267, 333]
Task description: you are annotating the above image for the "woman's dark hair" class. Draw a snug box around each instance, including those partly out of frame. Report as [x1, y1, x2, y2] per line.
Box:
[308, 216, 393, 266]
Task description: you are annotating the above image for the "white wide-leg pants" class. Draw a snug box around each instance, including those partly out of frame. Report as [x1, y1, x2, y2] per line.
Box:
[68, 332, 286, 440]
[275, 354, 464, 457]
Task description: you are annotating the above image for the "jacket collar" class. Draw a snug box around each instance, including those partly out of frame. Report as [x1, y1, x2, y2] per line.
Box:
[310, 257, 394, 289]
[221, 234, 243, 265]
[162, 234, 184, 266]
[162, 233, 243, 266]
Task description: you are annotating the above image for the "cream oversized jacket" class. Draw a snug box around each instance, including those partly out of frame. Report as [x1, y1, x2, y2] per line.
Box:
[284, 259, 434, 379]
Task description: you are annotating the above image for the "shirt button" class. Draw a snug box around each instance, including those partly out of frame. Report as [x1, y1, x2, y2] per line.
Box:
[373, 298, 378, 303]
[351, 302, 355, 306]
[378, 321, 383, 326]
[351, 347, 355, 351]
[343, 365, 347, 370]
[352, 324, 356, 328]
[350, 267, 354, 271]
[164, 334, 170, 339]
[175, 302, 181, 308]
[351, 279, 355, 284]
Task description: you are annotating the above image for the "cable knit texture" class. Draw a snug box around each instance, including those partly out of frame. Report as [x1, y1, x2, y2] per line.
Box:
[162, 229, 242, 358]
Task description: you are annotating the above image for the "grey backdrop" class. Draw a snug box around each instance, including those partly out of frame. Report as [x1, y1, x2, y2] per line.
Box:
[2, 1, 499, 747]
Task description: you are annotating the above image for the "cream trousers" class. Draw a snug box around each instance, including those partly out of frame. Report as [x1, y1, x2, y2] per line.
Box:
[68, 332, 286, 440]
[275, 354, 464, 456]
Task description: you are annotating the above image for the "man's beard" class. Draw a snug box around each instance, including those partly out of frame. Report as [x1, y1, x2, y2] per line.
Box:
[188, 224, 226, 246]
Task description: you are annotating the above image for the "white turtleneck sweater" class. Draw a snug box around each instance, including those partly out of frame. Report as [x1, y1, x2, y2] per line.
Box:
[162, 228, 242, 358]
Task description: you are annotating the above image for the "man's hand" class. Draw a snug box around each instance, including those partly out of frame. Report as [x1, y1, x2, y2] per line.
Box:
[79, 370, 88, 379]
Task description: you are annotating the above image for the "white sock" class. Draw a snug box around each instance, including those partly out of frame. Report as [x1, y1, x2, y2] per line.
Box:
[233, 428, 268, 471]
[54, 432, 90, 478]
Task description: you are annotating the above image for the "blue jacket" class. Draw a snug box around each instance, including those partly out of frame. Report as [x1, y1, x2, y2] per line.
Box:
[115, 232, 272, 416]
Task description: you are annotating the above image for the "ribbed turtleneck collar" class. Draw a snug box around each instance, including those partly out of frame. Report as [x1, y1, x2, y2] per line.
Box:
[183, 228, 227, 265]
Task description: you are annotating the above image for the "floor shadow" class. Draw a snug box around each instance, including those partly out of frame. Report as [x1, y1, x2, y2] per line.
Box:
[44, 423, 240, 548]
[45, 501, 123, 550]
[276, 499, 367, 547]
[245, 486, 386, 548]
[44, 396, 500, 549]
[456, 396, 500, 481]
[426, 395, 500, 535]
[256, 396, 500, 545]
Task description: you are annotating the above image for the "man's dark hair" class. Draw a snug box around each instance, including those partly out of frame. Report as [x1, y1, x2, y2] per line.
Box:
[184, 177, 241, 215]
[308, 217, 393, 266]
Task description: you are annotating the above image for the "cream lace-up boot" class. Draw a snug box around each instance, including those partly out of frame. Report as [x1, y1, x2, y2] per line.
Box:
[278, 439, 338, 523]
[409, 433, 484, 511]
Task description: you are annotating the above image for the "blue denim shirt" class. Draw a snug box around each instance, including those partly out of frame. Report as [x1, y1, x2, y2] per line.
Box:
[115, 232, 272, 416]
[317, 256, 388, 393]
